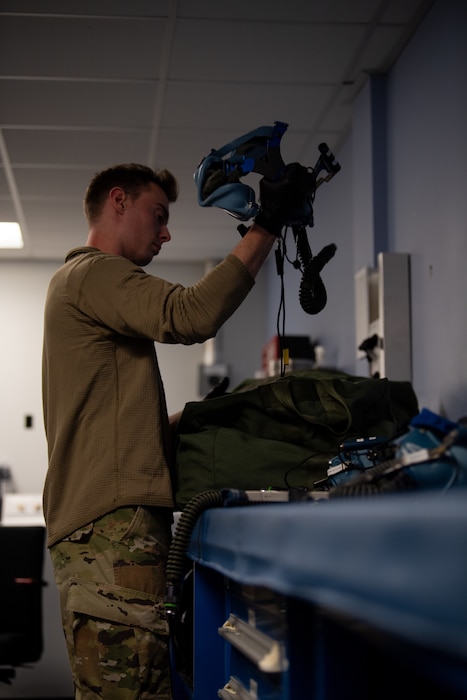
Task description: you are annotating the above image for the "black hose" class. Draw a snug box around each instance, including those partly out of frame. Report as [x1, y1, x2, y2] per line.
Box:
[165, 490, 224, 616]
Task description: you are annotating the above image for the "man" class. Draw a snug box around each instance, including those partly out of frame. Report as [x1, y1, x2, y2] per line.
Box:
[42, 161, 309, 699]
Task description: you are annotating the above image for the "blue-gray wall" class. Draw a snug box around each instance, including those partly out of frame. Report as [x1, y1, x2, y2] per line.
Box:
[262, 0, 467, 421]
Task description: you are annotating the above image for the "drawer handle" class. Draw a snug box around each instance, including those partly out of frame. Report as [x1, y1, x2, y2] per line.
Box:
[219, 614, 288, 673]
[218, 675, 257, 699]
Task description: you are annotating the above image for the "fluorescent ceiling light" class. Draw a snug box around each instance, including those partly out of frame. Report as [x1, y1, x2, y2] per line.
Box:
[0, 222, 24, 249]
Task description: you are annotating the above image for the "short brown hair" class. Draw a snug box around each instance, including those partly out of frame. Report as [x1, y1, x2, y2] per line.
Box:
[83, 163, 179, 224]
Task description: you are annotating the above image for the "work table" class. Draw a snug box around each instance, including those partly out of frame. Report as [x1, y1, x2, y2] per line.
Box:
[176, 490, 467, 699]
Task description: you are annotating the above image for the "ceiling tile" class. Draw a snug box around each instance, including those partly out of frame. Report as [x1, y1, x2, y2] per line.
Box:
[0, 0, 171, 14]
[0, 15, 168, 80]
[13, 167, 92, 199]
[3, 129, 151, 166]
[170, 20, 367, 84]
[0, 80, 159, 129]
[161, 82, 335, 131]
[178, 0, 381, 23]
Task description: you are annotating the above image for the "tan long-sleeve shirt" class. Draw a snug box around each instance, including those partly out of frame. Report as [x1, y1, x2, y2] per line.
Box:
[42, 247, 254, 546]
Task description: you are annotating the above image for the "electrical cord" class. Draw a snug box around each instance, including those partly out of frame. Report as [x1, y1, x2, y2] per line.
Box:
[273, 226, 337, 377]
[275, 235, 288, 377]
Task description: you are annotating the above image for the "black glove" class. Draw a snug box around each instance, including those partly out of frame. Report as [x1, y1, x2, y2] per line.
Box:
[254, 162, 313, 237]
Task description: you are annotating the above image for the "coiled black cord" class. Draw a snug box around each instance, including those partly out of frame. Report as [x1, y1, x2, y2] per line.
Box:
[165, 490, 224, 616]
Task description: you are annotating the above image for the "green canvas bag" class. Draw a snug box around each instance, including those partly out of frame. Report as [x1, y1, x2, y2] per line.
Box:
[173, 369, 419, 509]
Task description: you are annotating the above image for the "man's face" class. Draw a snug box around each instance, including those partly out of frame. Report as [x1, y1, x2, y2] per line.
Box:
[122, 183, 171, 266]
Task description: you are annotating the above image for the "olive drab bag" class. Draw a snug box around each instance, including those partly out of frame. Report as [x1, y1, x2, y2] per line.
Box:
[173, 369, 419, 509]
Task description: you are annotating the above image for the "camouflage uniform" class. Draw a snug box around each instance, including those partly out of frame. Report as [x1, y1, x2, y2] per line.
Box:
[50, 506, 173, 699]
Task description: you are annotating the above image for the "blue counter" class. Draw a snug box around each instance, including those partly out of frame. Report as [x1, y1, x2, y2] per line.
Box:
[183, 489, 467, 698]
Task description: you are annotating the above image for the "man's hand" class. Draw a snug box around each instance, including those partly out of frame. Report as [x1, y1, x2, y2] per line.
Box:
[254, 163, 314, 237]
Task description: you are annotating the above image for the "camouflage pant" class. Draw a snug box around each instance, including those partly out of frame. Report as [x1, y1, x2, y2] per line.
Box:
[50, 506, 173, 700]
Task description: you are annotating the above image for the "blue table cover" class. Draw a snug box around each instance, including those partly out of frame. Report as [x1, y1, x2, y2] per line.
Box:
[187, 489, 467, 660]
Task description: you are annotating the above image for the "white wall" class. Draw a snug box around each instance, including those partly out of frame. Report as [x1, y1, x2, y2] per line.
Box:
[0, 262, 55, 494]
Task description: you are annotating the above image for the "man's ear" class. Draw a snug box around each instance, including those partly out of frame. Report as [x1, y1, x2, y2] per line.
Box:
[109, 186, 127, 213]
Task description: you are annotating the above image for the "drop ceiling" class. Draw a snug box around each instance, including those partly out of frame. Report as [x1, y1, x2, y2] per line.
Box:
[0, 0, 434, 263]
